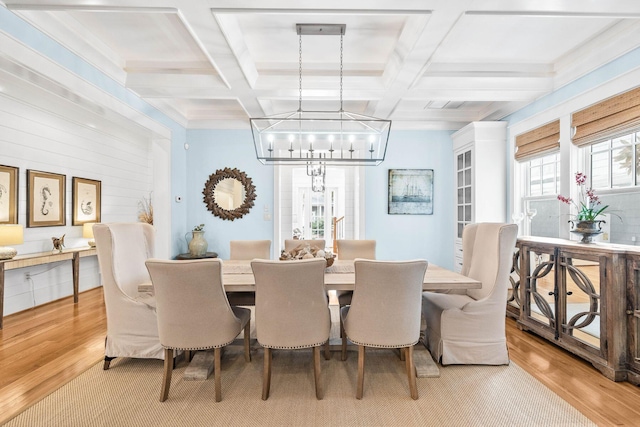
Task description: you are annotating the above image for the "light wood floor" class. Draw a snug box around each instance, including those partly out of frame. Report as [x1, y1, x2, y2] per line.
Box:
[1, 288, 640, 426]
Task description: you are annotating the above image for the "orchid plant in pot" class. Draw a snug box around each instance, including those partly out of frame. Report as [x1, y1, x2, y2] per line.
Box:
[557, 172, 609, 243]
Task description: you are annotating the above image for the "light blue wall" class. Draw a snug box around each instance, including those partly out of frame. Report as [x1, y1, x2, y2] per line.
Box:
[366, 131, 455, 268]
[185, 129, 456, 267]
[184, 130, 275, 259]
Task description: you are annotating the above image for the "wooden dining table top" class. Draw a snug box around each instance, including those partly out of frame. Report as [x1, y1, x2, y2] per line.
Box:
[139, 259, 481, 293]
[222, 260, 482, 291]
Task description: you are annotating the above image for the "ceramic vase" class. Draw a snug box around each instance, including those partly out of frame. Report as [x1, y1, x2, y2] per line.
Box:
[187, 230, 208, 257]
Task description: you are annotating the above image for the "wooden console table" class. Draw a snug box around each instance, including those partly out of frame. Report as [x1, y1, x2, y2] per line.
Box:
[512, 236, 640, 384]
[0, 247, 97, 329]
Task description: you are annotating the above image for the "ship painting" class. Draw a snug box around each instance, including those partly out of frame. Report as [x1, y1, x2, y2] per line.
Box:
[388, 169, 433, 215]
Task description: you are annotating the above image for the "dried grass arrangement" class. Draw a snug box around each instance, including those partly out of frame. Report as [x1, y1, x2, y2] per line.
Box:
[138, 194, 153, 225]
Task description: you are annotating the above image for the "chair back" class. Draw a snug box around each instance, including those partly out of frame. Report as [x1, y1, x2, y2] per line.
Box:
[94, 223, 154, 300]
[251, 258, 330, 349]
[463, 223, 518, 302]
[284, 239, 326, 252]
[230, 240, 271, 260]
[336, 240, 376, 260]
[347, 259, 428, 347]
[145, 258, 244, 349]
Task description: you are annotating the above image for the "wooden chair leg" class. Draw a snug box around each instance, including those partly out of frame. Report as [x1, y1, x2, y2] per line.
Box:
[244, 319, 251, 362]
[341, 321, 348, 361]
[324, 340, 331, 360]
[103, 356, 115, 370]
[262, 347, 272, 400]
[405, 345, 418, 400]
[356, 345, 365, 399]
[160, 348, 173, 402]
[399, 347, 406, 361]
[313, 346, 324, 399]
[214, 347, 222, 402]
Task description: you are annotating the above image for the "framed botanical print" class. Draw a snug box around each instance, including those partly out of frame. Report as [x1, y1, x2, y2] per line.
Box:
[0, 165, 19, 224]
[27, 170, 66, 227]
[72, 177, 101, 225]
[388, 169, 434, 215]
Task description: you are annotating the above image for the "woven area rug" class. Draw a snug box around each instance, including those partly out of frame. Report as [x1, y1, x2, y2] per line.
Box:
[5, 347, 593, 427]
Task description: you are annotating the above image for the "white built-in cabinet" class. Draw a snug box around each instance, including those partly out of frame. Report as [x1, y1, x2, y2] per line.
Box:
[452, 122, 508, 272]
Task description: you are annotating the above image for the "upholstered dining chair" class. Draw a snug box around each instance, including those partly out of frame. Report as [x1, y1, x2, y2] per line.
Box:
[284, 239, 326, 252]
[422, 222, 518, 365]
[93, 223, 163, 370]
[230, 239, 271, 260]
[335, 239, 376, 351]
[226, 240, 271, 306]
[145, 258, 251, 402]
[251, 258, 331, 400]
[341, 259, 428, 400]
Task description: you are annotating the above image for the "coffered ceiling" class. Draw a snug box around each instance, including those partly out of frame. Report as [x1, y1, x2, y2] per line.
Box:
[4, 0, 640, 131]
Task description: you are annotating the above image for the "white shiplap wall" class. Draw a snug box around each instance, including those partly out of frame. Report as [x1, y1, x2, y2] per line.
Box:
[0, 94, 153, 316]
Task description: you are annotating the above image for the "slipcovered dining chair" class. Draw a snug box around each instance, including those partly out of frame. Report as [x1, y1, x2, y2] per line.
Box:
[251, 258, 331, 400]
[335, 239, 376, 351]
[422, 222, 518, 365]
[230, 239, 271, 260]
[93, 223, 163, 369]
[284, 239, 326, 252]
[145, 258, 251, 402]
[341, 259, 428, 400]
[226, 240, 271, 306]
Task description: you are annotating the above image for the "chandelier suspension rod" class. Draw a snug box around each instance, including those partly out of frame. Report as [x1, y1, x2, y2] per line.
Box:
[299, 32, 303, 113]
[340, 32, 344, 113]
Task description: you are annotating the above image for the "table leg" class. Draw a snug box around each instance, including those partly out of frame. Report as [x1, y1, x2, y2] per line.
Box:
[72, 252, 79, 303]
[0, 263, 4, 329]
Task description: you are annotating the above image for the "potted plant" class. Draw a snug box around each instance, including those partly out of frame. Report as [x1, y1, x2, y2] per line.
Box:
[557, 172, 610, 243]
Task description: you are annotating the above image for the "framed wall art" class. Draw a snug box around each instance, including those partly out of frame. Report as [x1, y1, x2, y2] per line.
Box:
[72, 177, 101, 225]
[0, 165, 19, 224]
[27, 170, 66, 227]
[388, 169, 434, 215]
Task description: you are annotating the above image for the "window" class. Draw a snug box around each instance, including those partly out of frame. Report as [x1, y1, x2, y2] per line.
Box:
[527, 154, 560, 197]
[588, 131, 639, 189]
[521, 153, 561, 238]
[581, 130, 640, 245]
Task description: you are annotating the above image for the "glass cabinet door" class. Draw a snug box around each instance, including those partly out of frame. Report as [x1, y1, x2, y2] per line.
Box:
[456, 149, 472, 238]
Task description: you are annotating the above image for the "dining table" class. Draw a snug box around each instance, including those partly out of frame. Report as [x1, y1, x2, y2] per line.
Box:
[139, 259, 481, 379]
[218, 259, 481, 292]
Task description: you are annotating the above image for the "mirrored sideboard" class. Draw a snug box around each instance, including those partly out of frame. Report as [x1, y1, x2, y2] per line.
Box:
[510, 237, 640, 384]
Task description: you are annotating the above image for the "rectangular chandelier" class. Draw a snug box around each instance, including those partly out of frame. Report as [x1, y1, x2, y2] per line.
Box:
[250, 110, 391, 166]
[250, 23, 392, 167]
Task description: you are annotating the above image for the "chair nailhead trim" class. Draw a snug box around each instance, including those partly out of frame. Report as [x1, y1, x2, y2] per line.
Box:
[347, 339, 419, 349]
[163, 339, 237, 351]
[259, 340, 328, 350]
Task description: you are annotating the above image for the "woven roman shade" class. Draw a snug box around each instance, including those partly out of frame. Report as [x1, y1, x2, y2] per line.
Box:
[515, 120, 560, 161]
[572, 86, 640, 147]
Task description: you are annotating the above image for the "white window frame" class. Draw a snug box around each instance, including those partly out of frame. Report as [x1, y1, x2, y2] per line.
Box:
[519, 153, 561, 235]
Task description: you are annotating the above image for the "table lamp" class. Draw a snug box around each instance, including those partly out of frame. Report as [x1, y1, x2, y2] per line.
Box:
[83, 223, 96, 247]
[0, 224, 24, 260]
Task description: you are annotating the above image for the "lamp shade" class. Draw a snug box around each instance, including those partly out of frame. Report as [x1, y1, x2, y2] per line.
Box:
[83, 223, 97, 247]
[0, 224, 24, 245]
[82, 223, 96, 239]
[0, 224, 23, 260]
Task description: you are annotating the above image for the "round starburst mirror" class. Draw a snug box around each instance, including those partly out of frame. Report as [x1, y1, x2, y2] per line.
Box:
[203, 167, 256, 221]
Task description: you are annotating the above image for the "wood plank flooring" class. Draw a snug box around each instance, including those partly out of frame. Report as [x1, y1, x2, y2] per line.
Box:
[1, 287, 639, 426]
